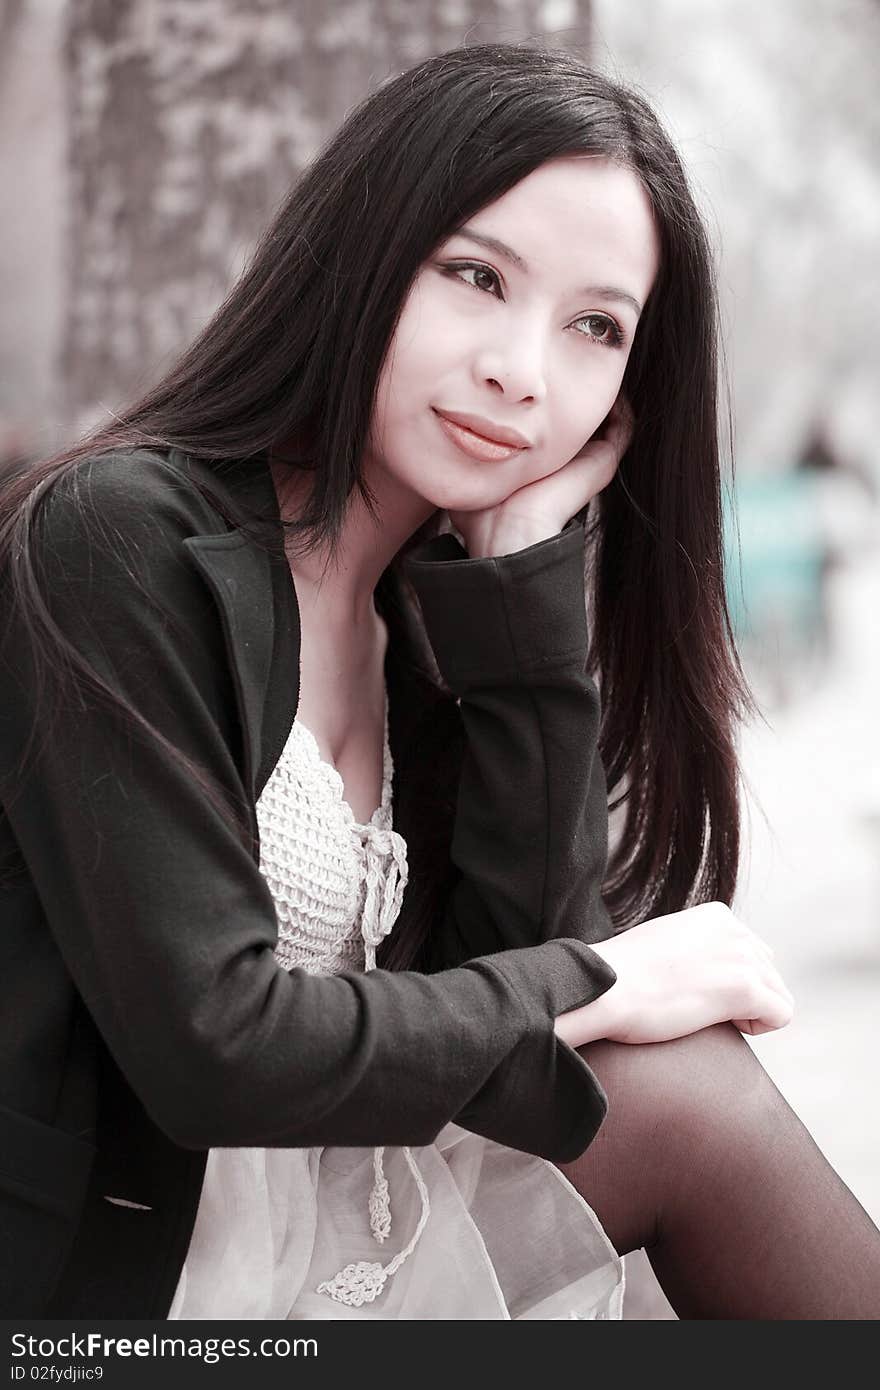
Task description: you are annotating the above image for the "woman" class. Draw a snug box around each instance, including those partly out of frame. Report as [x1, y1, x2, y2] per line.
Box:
[1, 42, 878, 1320]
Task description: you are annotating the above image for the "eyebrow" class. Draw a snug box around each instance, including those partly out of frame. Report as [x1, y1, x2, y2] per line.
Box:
[453, 224, 644, 318]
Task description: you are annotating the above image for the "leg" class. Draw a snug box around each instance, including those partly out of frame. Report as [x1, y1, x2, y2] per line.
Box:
[556, 1022, 880, 1319]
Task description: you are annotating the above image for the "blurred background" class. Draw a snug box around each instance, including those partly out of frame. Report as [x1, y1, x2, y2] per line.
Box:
[1, 0, 878, 1319]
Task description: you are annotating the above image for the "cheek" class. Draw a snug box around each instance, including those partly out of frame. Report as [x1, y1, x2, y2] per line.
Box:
[559, 359, 628, 448]
[389, 280, 462, 375]
[378, 335, 444, 422]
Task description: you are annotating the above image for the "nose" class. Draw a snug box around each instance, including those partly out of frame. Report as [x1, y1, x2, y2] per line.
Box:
[472, 327, 548, 404]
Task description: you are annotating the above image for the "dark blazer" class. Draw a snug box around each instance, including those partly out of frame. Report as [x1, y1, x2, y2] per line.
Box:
[0, 446, 619, 1318]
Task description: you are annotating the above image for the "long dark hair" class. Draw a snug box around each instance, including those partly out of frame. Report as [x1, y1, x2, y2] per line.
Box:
[0, 41, 755, 960]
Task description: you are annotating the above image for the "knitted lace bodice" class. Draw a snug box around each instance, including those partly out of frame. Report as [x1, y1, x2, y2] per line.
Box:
[257, 692, 408, 977]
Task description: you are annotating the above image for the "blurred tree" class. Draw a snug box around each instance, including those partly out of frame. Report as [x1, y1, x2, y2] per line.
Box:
[61, 0, 592, 434]
[0, 0, 27, 84]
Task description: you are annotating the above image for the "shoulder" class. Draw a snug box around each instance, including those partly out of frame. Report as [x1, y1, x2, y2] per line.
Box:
[14, 449, 247, 652]
[41, 446, 228, 547]
[29, 447, 242, 605]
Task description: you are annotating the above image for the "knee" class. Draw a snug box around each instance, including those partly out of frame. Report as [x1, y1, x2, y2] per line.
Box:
[576, 1021, 781, 1146]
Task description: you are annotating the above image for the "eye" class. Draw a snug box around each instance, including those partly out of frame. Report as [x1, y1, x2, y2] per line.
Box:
[441, 261, 504, 298]
[572, 314, 625, 349]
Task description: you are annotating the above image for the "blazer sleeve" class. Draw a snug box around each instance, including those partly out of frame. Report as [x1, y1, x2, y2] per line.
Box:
[402, 516, 615, 973]
[0, 453, 616, 1164]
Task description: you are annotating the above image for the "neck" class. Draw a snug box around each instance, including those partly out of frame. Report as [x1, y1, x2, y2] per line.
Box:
[268, 451, 437, 631]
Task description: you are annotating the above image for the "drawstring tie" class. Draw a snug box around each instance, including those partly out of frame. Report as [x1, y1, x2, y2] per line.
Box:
[316, 823, 434, 1308]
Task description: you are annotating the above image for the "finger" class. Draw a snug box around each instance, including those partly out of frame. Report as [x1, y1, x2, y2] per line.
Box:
[752, 935, 776, 964]
[615, 391, 635, 431]
[743, 983, 796, 1034]
[754, 949, 794, 1005]
[747, 927, 775, 960]
[602, 415, 631, 465]
[605, 393, 635, 455]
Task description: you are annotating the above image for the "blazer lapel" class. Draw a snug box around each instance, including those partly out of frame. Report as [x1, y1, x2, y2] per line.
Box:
[183, 531, 279, 804]
[170, 449, 301, 811]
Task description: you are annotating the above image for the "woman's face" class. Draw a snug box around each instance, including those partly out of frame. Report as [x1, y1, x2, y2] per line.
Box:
[367, 154, 661, 514]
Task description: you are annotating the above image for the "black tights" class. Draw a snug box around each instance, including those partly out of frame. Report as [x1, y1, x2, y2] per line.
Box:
[556, 1022, 880, 1319]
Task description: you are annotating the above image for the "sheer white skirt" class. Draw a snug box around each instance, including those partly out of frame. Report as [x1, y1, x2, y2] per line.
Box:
[167, 1121, 624, 1321]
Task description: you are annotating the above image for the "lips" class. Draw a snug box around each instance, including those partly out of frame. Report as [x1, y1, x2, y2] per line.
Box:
[432, 408, 530, 450]
[432, 411, 529, 464]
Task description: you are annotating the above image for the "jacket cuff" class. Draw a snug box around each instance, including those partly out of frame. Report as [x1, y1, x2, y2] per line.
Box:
[455, 1030, 611, 1164]
[402, 520, 587, 691]
[454, 937, 618, 1162]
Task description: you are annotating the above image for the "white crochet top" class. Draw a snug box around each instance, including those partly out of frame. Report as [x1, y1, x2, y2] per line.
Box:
[259, 693, 407, 978]
[254, 685, 430, 1308]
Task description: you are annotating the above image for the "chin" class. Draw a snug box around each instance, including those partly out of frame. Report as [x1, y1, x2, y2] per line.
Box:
[420, 475, 520, 515]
